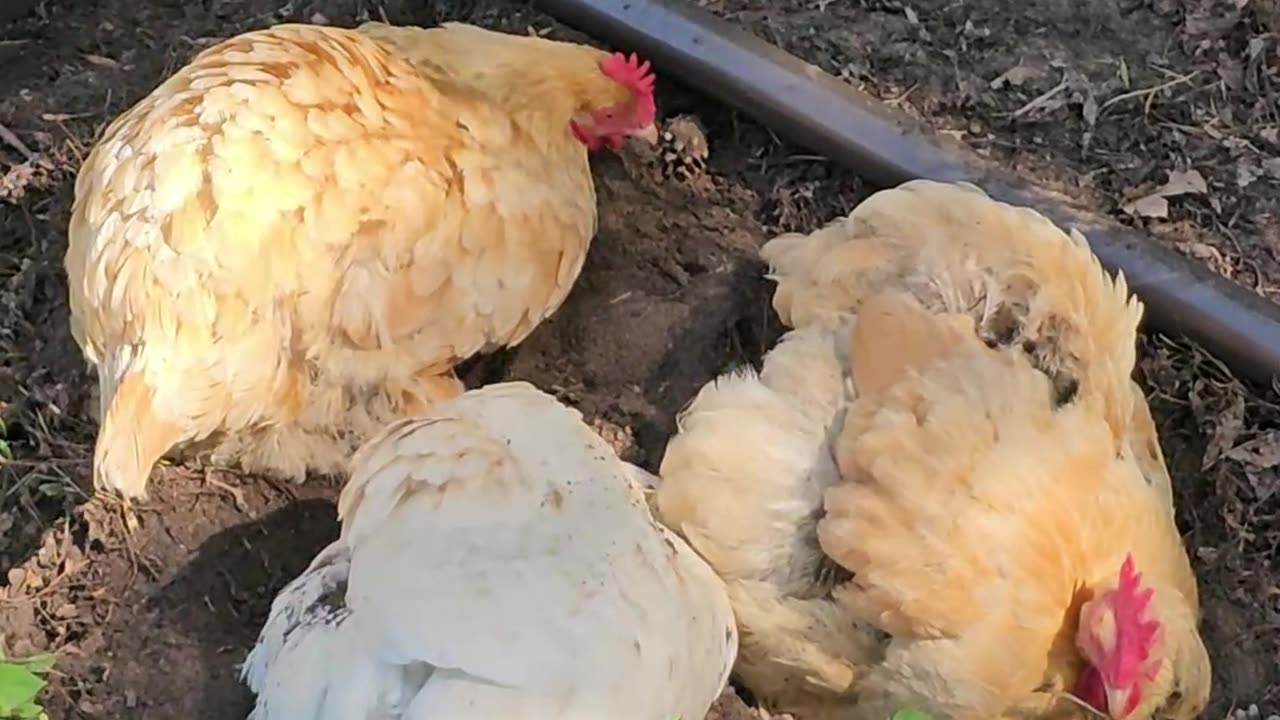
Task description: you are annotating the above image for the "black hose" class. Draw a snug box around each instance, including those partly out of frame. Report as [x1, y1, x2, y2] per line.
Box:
[0, 0, 40, 24]
[537, 0, 1280, 384]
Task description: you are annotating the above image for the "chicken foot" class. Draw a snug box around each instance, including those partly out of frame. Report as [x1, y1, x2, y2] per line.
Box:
[202, 467, 249, 513]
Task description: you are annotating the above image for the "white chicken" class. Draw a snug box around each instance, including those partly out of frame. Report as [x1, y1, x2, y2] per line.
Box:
[241, 381, 738, 720]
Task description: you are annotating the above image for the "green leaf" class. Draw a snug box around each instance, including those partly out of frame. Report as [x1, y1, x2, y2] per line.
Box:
[8, 655, 54, 676]
[0, 662, 45, 715]
[15, 697, 46, 719]
[891, 709, 933, 720]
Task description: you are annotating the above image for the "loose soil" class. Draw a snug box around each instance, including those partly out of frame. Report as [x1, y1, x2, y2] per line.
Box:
[0, 0, 1276, 718]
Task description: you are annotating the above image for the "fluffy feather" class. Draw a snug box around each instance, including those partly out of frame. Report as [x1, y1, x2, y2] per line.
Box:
[656, 180, 1209, 720]
[66, 21, 657, 500]
[243, 381, 737, 720]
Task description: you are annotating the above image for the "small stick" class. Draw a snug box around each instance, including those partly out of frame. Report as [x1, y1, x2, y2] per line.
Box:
[1098, 70, 1200, 114]
[1010, 77, 1070, 119]
[0, 121, 36, 162]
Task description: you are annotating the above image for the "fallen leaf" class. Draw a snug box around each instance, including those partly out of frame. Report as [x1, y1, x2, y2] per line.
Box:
[1180, 241, 1233, 277]
[1227, 431, 1280, 469]
[1082, 92, 1099, 126]
[1237, 157, 1263, 188]
[1202, 392, 1245, 470]
[1244, 467, 1278, 503]
[1262, 157, 1280, 179]
[1163, 168, 1209, 194]
[1182, 1, 1242, 40]
[1248, 35, 1270, 60]
[1123, 194, 1170, 218]
[4, 568, 24, 590]
[961, 19, 989, 38]
[82, 53, 118, 67]
[1217, 52, 1245, 90]
[1122, 169, 1208, 218]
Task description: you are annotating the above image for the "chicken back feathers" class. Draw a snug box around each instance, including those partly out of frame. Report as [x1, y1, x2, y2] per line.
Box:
[762, 179, 1171, 506]
[66, 22, 655, 499]
[242, 381, 737, 720]
[656, 180, 1209, 720]
[763, 179, 1141, 438]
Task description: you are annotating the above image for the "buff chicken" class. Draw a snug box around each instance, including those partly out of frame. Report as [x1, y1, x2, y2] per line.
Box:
[65, 21, 659, 502]
[240, 381, 737, 720]
[654, 180, 1210, 720]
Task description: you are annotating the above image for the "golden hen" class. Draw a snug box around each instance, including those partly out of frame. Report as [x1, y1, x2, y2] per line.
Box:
[241, 381, 738, 720]
[65, 21, 658, 501]
[655, 180, 1209, 720]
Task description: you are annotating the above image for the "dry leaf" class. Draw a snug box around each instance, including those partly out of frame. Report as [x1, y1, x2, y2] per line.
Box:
[5, 567, 25, 590]
[1082, 95, 1099, 126]
[1162, 168, 1209, 194]
[1227, 432, 1280, 469]
[1202, 392, 1245, 470]
[1244, 467, 1278, 503]
[1180, 241, 1233, 277]
[1122, 169, 1208, 218]
[1123, 194, 1170, 218]
[1237, 157, 1263, 188]
[82, 53, 118, 67]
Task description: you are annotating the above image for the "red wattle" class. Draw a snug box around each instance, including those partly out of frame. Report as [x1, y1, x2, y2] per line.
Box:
[1074, 665, 1107, 714]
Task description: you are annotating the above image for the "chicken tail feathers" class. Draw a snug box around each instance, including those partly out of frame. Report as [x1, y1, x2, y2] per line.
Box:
[242, 541, 352, 692]
[243, 541, 405, 720]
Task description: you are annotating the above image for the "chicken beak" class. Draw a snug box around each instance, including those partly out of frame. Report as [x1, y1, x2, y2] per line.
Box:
[629, 122, 659, 145]
[1104, 686, 1133, 720]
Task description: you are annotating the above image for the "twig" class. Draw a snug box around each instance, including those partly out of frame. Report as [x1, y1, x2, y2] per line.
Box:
[1010, 77, 1070, 119]
[1098, 70, 1200, 115]
[0, 121, 36, 162]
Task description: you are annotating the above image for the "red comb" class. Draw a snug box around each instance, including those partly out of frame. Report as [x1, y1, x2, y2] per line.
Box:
[600, 52, 658, 126]
[601, 51, 657, 95]
[1108, 553, 1162, 683]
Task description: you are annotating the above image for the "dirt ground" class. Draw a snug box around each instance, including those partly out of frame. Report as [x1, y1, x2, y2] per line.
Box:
[0, 0, 1276, 718]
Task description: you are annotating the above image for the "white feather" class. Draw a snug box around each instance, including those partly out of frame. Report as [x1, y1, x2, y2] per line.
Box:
[242, 381, 738, 719]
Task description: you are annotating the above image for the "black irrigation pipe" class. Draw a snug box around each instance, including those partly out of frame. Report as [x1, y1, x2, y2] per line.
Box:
[0, 0, 40, 24]
[536, 0, 1280, 386]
